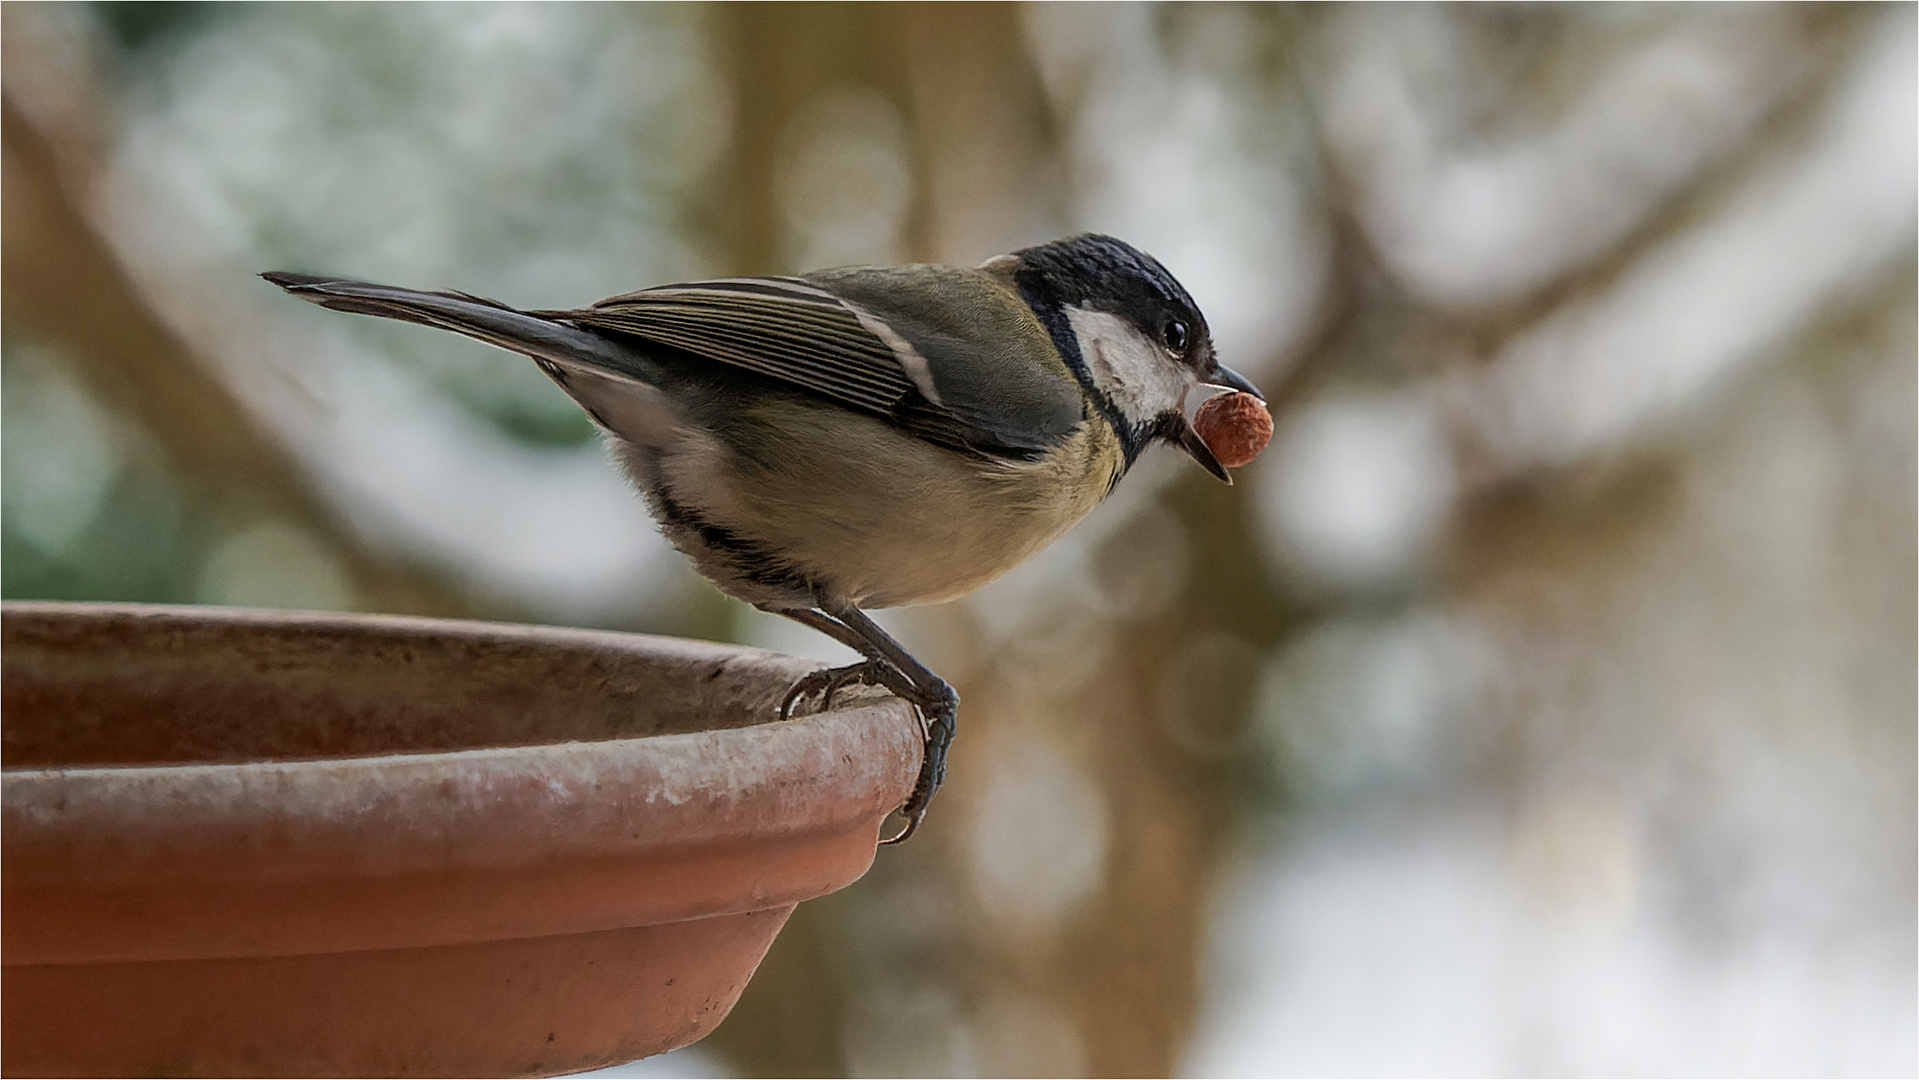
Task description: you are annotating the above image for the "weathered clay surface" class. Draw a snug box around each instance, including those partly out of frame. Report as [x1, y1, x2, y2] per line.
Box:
[1, 601, 920, 1077]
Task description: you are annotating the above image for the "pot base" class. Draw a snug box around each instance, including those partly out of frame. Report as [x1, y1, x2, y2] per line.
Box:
[3, 905, 793, 1078]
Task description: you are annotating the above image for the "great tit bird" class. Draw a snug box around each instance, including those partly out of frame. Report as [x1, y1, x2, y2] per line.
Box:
[266, 233, 1260, 841]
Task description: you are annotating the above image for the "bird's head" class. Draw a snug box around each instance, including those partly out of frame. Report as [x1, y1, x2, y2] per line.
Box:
[993, 234, 1261, 481]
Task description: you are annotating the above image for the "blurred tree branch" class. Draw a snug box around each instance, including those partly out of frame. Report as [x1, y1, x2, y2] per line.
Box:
[1, 93, 470, 617]
[715, 2, 912, 276]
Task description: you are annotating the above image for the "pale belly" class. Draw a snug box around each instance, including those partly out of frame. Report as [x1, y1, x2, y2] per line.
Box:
[627, 402, 1125, 610]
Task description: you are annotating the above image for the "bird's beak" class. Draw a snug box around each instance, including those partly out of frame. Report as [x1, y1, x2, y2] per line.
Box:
[1204, 362, 1262, 400]
[1172, 413, 1232, 485]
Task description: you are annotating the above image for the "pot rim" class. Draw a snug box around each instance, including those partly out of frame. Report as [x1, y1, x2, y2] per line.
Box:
[2, 602, 921, 963]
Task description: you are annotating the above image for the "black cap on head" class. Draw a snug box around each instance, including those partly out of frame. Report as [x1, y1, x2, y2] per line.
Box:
[1010, 234, 1210, 354]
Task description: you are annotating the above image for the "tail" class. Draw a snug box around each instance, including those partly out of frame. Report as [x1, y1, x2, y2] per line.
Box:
[262, 272, 644, 380]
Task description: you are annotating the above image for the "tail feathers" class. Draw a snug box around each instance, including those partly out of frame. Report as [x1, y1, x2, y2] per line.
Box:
[262, 271, 515, 318]
[261, 272, 643, 381]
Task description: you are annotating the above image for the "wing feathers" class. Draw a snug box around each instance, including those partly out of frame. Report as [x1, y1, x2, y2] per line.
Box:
[557, 281, 923, 422]
[274, 270, 1082, 460]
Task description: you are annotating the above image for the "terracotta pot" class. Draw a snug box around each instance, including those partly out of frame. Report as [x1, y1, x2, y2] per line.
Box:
[1, 601, 919, 1078]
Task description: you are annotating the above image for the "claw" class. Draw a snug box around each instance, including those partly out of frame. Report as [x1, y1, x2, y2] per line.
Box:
[880, 690, 957, 845]
[778, 661, 884, 720]
[777, 674, 825, 720]
[880, 807, 924, 845]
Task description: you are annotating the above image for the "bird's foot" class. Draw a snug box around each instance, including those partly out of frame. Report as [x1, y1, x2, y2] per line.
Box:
[880, 684, 958, 845]
[778, 660, 887, 720]
[759, 599, 960, 844]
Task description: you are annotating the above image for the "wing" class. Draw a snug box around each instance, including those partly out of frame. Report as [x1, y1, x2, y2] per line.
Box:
[552, 269, 1084, 458]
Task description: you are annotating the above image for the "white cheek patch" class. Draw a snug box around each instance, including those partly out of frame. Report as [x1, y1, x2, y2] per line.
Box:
[1065, 306, 1191, 425]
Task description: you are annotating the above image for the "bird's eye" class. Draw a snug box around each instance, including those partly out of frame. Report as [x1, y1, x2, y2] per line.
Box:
[1163, 318, 1189, 354]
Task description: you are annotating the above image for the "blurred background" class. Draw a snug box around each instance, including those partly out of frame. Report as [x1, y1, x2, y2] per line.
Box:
[3, 3, 1913, 1076]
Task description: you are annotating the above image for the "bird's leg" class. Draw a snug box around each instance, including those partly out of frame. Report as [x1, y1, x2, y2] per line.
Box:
[762, 607, 905, 719]
[812, 598, 958, 845]
[760, 599, 959, 844]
